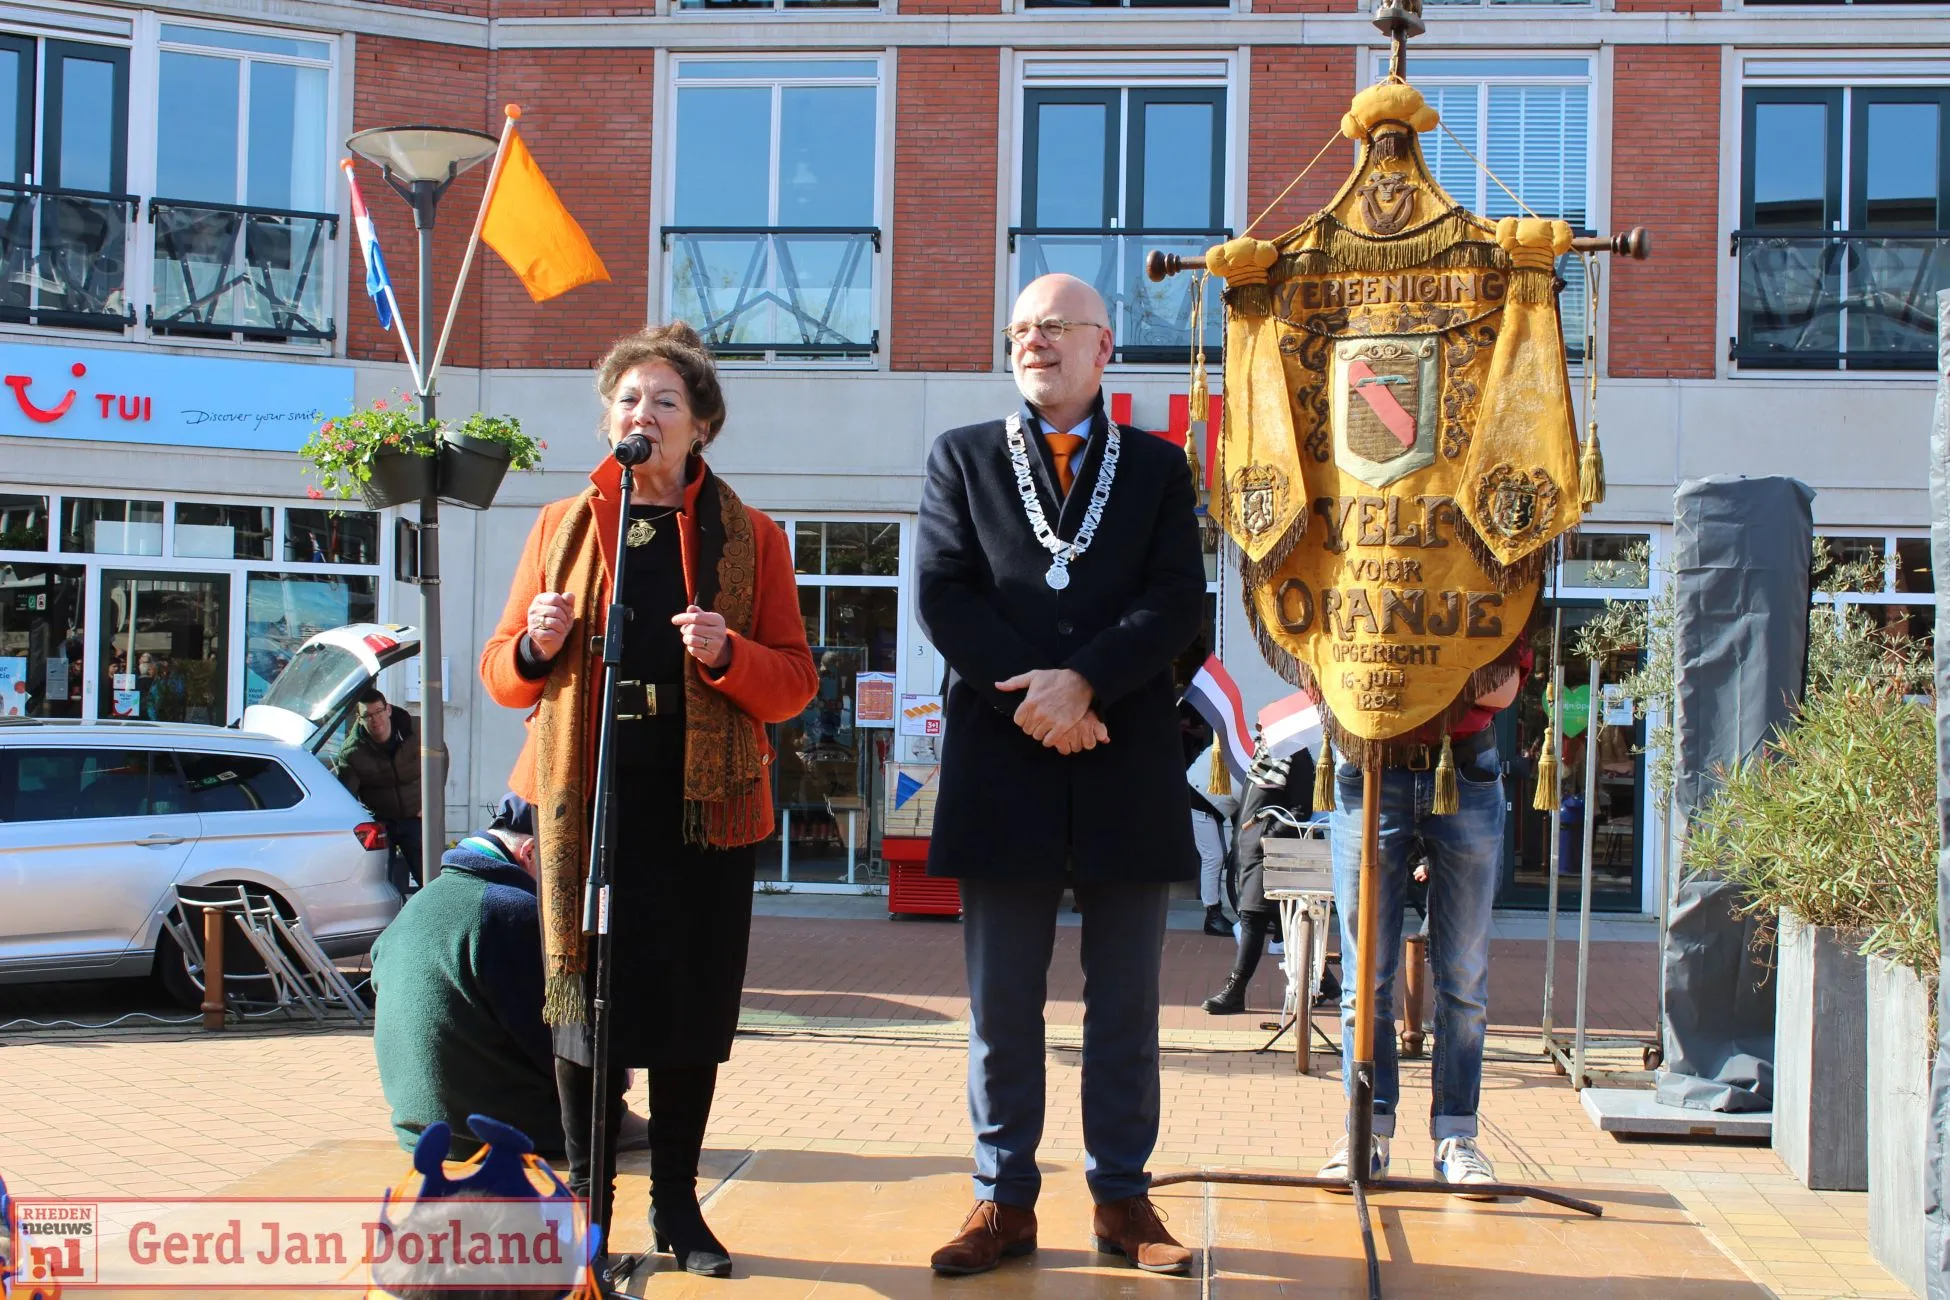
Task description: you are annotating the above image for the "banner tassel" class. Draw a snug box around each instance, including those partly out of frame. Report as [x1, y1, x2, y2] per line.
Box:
[1432, 733, 1459, 815]
[1208, 734, 1232, 797]
[1312, 743, 1336, 813]
[1533, 740, 1561, 812]
[1579, 421, 1606, 508]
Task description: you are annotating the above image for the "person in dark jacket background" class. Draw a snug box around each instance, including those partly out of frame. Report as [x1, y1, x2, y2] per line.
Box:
[1202, 740, 1317, 1014]
[336, 688, 422, 895]
[370, 794, 562, 1159]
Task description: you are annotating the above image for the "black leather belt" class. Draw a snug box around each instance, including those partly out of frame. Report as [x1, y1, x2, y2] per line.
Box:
[1397, 727, 1496, 772]
[616, 679, 684, 721]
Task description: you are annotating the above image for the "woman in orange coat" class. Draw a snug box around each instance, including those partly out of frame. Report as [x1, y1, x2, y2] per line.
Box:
[481, 322, 817, 1282]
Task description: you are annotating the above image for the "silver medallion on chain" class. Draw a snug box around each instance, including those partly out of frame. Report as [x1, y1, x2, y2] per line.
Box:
[1005, 412, 1120, 591]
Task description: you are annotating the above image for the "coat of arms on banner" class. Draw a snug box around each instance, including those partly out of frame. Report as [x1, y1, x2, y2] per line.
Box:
[1331, 337, 1437, 488]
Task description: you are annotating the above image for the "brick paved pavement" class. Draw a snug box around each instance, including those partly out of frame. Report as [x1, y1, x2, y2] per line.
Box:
[0, 907, 1912, 1297]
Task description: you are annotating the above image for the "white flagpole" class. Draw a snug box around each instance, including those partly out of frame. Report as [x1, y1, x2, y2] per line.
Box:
[424, 105, 520, 394]
[340, 158, 424, 392]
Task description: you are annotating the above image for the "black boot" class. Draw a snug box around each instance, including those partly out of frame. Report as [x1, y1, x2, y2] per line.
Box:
[649, 1065, 732, 1278]
[1202, 912, 1269, 1014]
[1203, 904, 1230, 937]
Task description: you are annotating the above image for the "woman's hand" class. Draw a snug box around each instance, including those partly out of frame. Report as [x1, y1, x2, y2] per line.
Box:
[673, 604, 732, 670]
[526, 591, 576, 660]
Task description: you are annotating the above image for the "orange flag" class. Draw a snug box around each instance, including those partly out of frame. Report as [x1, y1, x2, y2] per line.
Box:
[481, 129, 609, 302]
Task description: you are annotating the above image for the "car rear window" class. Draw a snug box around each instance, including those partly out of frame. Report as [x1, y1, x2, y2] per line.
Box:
[0, 747, 191, 822]
[176, 751, 303, 813]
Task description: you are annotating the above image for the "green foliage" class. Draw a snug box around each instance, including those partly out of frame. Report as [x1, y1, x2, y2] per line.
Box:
[1687, 684, 1937, 978]
[1575, 537, 1938, 979]
[300, 396, 547, 499]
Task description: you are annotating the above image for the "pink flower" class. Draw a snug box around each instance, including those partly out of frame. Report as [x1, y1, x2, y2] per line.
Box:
[539, 440, 549, 450]
[306, 487, 324, 500]
[374, 399, 389, 411]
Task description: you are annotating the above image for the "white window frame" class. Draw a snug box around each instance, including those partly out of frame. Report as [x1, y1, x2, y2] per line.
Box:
[1012, 53, 1237, 373]
[0, 486, 388, 722]
[765, 512, 909, 890]
[1368, 51, 1598, 365]
[661, 55, 886, 370]
[0, 10, 341, 358]
[1812, 527, 1935, 613]
[1554, 525, 1661, 600]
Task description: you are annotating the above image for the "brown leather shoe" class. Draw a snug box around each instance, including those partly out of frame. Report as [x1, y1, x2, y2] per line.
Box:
[1091, 1195, 1193, 1274]
[929, 1200, 1038, 1276]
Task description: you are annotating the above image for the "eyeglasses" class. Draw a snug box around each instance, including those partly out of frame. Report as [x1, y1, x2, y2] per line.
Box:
[1002, 317, 1108, 345]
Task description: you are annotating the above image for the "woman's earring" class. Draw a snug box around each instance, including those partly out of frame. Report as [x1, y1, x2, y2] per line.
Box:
[691, 439, 705, 457]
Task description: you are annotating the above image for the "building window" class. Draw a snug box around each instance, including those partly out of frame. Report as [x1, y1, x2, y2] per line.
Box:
[763, 518, 904, 886]
[245, 572, 377, 705]
[664, 59, 881, 362]
[1025, 0, 1227, 10]
[148, 25, 336, 346]
[677, 0, 875, 12]
[1559, 530, 1653, 594]
[1374, 56, 1593, 360]
[1814, 530, 1935, 651]
[1012, 62, 1229, 365]
[0, 35, 133, 331]
[1734, 87, 1949, 371]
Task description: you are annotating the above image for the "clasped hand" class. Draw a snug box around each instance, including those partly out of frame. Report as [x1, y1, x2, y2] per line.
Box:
[995, 668, 1107, 754]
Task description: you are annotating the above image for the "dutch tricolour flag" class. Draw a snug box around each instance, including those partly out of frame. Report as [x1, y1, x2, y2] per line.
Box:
[344, 166, 396, 330]
[1183, 655, 1253, 784]
[1258, 689, 1324, 762]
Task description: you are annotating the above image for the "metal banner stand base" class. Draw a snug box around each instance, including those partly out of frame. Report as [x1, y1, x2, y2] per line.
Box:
[1154, 766, 1604, 1300]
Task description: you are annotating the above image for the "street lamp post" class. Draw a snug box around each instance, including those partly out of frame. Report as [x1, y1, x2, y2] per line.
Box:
[346, 124, 498, 886]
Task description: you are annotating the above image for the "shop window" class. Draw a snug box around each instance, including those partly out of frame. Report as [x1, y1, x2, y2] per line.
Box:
[61, 498, 163, 556]
[149, 24, 337, 344]
[175, 502, 273, 560]
[245, 572, 377, 706]
[1373, 56, 1592, 357]
[0, 561, 85, 717]
[177, 751, 303, 813]
[285, 508, 379, 565]
[0, 493, 48, 551]
[794, 520, 899, 577]
[1560, 532, 1651, 590]
[1814, 530, 1935, 657]
[100, 570, 230, 723]
[666, 59, 880, 361]
[1013, 69, 1228, 364]
[1736, 87, 1950, 370]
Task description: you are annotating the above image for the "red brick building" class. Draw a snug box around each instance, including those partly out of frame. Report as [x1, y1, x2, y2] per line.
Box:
[0, 0, 1938, 912]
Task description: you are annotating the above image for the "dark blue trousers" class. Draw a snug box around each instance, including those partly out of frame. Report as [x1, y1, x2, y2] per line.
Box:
[961, 877, 1169, 1208]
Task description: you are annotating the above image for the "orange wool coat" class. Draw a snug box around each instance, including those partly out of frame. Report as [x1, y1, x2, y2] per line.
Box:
[480, 456, 818, 841]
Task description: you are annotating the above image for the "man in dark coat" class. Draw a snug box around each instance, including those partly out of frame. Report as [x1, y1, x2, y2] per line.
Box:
[335, 688, 423, 895]
[918, 273, 1205, 1278]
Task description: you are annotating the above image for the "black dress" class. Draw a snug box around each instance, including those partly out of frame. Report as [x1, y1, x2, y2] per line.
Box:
[552, 505, 758, 1069]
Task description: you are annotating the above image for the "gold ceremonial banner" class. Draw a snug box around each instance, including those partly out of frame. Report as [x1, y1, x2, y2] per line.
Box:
[1211, 79, 1583, 756]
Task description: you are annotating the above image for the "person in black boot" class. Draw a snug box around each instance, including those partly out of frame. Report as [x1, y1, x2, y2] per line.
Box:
[1203, 739, 1315, 1015]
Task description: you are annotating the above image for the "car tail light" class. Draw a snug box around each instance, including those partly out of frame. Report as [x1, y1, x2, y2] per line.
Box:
[355, 822, 389, 851]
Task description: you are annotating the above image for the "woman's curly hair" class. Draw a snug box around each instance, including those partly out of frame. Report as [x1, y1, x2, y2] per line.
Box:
[594, 321, 727, 444]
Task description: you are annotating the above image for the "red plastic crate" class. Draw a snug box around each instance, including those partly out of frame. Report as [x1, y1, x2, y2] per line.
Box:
[883, 840, 959, 917]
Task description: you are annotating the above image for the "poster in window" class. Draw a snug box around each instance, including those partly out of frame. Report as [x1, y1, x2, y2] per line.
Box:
[899, 694, 943, 737]
[0, 656, 24, 715]
[856, 672, 896, 727]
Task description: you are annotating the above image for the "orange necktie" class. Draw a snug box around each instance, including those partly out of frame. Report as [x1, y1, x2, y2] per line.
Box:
[1045, 432, 1085, 496]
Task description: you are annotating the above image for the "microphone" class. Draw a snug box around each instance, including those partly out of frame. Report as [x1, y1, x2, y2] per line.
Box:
[613, 433, 654, 466]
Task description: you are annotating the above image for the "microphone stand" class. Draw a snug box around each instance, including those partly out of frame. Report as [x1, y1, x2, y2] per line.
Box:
[582, 451, 641, 1290]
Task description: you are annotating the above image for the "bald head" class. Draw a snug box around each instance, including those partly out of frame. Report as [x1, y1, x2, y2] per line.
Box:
[1008, 274, 1115, 433]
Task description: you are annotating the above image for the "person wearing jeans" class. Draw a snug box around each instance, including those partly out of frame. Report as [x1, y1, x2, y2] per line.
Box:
[1317, 640, 1529, 1193]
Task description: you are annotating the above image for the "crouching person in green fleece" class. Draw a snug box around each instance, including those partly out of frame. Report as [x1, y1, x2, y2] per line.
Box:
[371, 793, 569, 1160]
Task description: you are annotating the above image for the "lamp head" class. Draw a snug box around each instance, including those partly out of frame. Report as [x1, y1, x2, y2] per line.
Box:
[346, 125, 498, 185]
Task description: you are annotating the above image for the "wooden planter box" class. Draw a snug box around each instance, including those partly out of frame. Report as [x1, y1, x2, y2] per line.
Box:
[1867, 954, 1931, 1296]
[1773, 911, 1869, 1191]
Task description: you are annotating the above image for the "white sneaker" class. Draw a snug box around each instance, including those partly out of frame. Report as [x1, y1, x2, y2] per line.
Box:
[1434, 1136, 1499, 1200]
[1316, 1134, 1389, 1191]
[1267, 938, 1285, 956]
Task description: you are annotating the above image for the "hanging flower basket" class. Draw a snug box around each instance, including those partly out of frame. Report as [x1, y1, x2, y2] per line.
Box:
[436, 413, 545, 512]
[301, 399, 544, 511]
[361, 449, 440, 509]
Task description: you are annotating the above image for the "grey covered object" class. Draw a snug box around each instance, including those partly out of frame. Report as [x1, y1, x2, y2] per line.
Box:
[1926, 291, 1949, 1300]
[1656, 475, 1813, 1114]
